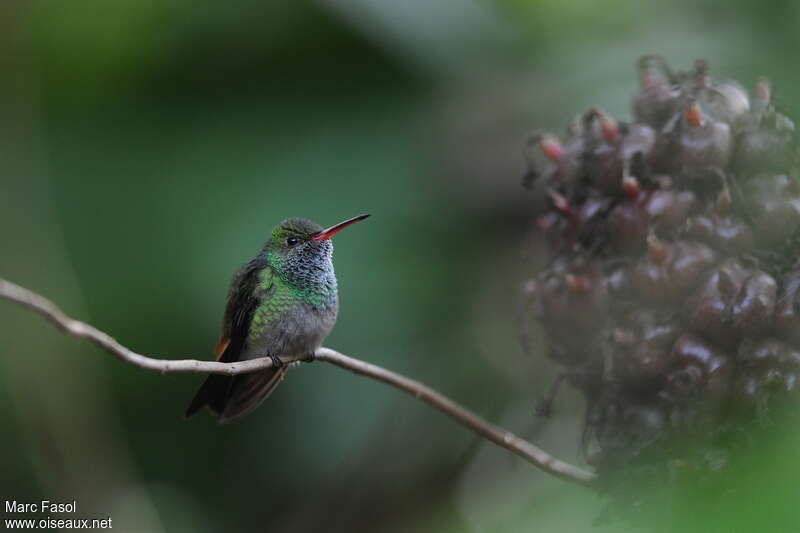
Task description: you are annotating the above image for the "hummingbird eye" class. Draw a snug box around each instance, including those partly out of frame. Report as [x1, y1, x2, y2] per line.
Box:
[286, 237, 300, 247]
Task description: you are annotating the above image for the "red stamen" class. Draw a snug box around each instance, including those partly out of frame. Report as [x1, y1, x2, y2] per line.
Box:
[566, 274, 591, 293]
[622, 175, 641, 200]
[549, 191, 575, 218]
[685, 103, 704, 127]
[540, 136, 564, 162]
[598, 111, 620, 144]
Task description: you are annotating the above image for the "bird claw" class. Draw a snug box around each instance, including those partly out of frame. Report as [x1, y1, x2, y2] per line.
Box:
[269, 354, 284, 368]
[303, 352, 316, 363]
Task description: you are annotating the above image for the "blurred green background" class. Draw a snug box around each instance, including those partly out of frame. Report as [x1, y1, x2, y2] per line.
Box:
[3, 1, 800, 532]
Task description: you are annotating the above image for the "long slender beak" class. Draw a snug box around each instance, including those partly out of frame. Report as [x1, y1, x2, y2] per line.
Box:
[310, 214, 370, 241]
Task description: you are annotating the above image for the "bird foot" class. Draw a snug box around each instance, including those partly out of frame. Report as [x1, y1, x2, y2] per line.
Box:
[303, 352, 316, 363]
[269, 354, 284, 368]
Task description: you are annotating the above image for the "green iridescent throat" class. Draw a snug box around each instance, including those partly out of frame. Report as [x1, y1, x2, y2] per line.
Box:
[249, 272, 336, 335]
[271, 271, 337, 307]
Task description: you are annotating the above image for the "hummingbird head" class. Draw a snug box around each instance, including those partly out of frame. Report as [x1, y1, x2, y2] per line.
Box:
[264, 215, 369, 287]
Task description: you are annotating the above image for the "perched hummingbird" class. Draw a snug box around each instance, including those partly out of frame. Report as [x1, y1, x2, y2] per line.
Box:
[185, 214, 369, 422]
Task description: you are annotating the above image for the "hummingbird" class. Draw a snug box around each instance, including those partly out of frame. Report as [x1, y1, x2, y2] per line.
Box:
[185, 214, 369, 422]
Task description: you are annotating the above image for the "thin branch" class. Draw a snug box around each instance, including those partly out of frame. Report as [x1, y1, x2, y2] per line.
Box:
[0, 279, 306, 374]
[0, 278, 597, 487]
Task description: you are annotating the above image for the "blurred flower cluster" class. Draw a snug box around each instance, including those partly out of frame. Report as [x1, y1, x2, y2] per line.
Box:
[524, 56, 800, 477]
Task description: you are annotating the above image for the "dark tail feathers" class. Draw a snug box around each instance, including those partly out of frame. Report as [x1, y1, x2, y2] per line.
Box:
[185, 367, 287, 423]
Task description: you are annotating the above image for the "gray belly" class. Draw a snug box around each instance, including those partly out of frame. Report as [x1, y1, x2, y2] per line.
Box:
[242, 303, 338, 359]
